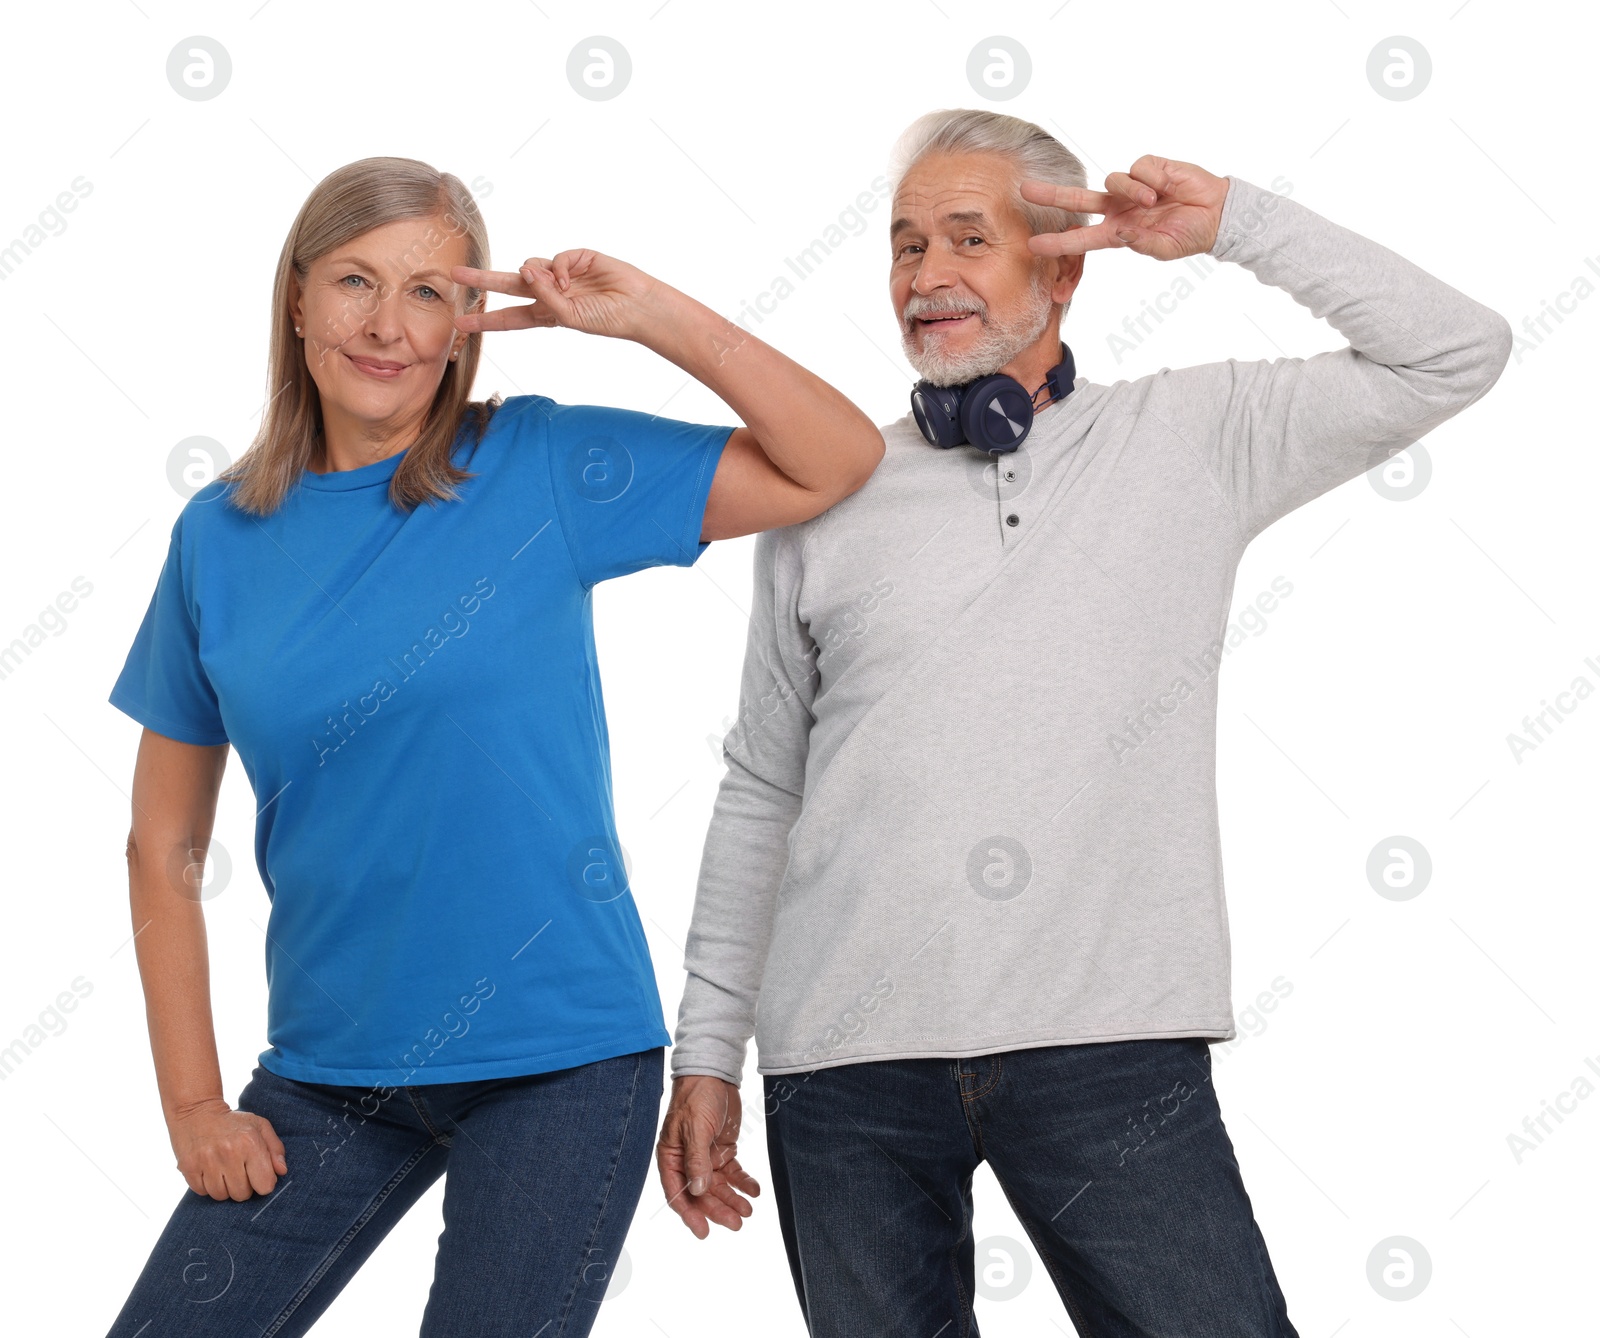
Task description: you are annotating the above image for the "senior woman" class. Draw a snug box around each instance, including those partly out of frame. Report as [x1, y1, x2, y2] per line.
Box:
[103, 156, 881, 1337]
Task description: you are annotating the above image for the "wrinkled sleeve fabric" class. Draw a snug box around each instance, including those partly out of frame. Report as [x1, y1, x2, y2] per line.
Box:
[670, 525, 817, 1085]
[1143, 175, 1514, 544]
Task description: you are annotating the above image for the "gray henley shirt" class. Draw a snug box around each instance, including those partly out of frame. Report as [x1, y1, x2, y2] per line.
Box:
[670, 175, 1514, 1085]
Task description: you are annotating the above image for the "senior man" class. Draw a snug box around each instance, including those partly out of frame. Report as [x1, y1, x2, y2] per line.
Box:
[657, 107, 1512, 1337]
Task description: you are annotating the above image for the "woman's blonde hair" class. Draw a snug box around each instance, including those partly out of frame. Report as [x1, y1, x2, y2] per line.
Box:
[220, 156, 502, 516]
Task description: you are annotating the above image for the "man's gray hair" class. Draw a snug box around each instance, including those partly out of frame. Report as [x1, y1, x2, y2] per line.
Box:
[888, 108, 1091, 236]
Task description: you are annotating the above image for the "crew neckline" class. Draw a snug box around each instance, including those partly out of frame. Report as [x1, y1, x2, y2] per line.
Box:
[299, 447, 408, 492]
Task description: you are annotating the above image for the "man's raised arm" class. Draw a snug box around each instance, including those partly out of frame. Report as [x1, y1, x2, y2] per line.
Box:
[1027, 159, 1514, 542]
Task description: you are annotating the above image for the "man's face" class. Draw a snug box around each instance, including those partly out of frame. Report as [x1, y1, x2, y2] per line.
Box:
[890, 151, 1060, 386]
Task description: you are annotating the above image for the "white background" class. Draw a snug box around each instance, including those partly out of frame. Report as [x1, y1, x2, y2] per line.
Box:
[1, 1, 1594, 1334]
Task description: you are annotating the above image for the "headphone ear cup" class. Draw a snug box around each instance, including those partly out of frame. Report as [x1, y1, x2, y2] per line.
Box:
[912, 383, 967, 448]
[959, 375, 1035, 454]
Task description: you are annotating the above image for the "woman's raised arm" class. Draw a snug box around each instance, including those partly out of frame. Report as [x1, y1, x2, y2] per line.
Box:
[453, 249, 886, 540]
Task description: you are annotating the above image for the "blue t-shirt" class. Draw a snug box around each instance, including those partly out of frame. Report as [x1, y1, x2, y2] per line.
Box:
[110, 395, 733, 1086]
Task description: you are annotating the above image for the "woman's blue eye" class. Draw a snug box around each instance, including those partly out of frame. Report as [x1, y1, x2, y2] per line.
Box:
[416, 286, 439, 301]
[341, 274, 368, 288]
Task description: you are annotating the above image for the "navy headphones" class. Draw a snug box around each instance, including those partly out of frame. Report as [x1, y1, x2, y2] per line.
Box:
[911, 342, 1077, 455]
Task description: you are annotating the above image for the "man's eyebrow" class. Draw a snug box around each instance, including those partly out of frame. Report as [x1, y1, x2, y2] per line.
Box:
[890, 207, 992, 236]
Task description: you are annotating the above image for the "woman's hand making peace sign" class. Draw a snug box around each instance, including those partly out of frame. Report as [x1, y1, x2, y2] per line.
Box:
[451, 249, 665, 342]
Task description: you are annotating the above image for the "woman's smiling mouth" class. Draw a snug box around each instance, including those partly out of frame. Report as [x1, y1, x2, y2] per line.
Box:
[345, 353, 410, 379]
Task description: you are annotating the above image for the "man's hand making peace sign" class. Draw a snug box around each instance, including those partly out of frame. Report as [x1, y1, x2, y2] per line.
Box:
[1023, 155, 1230, 262]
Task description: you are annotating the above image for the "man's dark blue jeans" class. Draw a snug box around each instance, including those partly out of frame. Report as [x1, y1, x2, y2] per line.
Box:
[762, 1037, 1298, 1337]
[105, 1047, 662, 1337]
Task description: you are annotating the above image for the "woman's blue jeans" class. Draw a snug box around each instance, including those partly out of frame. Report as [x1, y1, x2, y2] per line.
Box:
[105, 1047, 663, 1337]
[763, 1037, 1299, 1337]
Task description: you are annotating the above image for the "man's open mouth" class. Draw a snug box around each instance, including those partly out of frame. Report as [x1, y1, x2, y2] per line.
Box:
[915, 312, 979, 329]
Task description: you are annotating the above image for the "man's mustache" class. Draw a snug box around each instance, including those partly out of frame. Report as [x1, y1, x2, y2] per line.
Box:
[902, 295, 987, 330]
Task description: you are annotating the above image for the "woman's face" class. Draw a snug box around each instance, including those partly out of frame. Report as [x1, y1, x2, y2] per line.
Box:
[289, 214, 478, 440]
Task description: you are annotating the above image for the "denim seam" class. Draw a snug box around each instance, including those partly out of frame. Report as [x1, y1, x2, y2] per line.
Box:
[951, 1063, 982, 1338]
[258, 1137, 438, 1338]
[1039, 1247, 1100, 1338]
[959, 1055, 1004, 1104]
[949, 1171, 977, 1338]
[1245, 1210, 1292, 1337]
[955, 1059, 994, 1161]
[990, 1175, 1101, 1338]
[406, 1086, 453, 1145]
[948, 1246, 974, 1338]
[548, 1051, 643, 1336]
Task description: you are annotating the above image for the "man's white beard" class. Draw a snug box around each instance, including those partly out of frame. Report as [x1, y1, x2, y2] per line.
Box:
[901, 271, 1055, 387]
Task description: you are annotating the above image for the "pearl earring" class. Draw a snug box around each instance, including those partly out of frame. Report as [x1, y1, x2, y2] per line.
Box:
[295, 326, 302, 335]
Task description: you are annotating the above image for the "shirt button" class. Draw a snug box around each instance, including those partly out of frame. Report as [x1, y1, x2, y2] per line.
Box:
[1006, 513, 1020, 527]
[1003, 470, 1016, 481]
